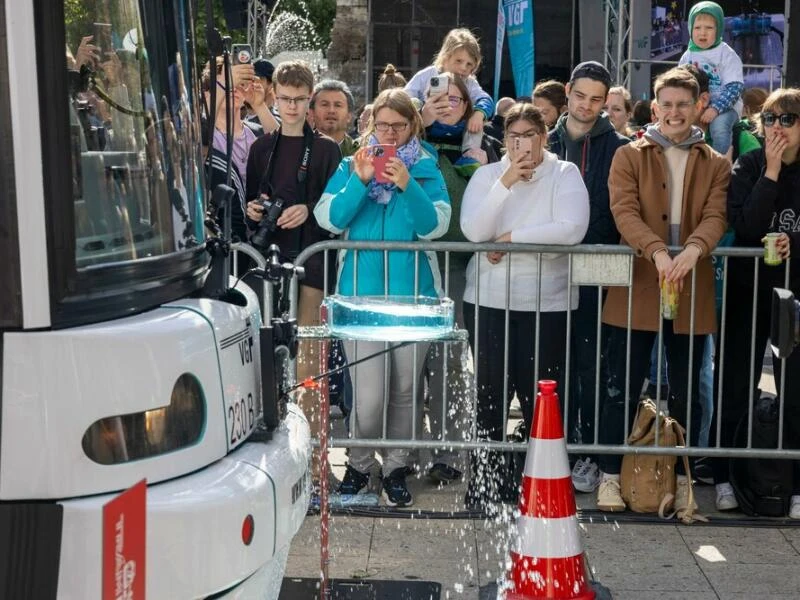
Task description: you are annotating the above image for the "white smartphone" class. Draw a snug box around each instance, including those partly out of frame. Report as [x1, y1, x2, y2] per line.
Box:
[427, 75, 450, 98]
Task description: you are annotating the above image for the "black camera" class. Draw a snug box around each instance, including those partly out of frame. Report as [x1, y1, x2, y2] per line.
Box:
[771, 288, 800, 358]
[250, 196, 285, 248]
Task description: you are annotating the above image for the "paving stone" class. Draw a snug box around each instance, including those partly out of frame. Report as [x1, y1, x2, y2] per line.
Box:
[681, 526, 800, 564]
[609, 591, 718, 600]
[369, 518, 477, 562]
[702, 563, 800, 594]
[291, 515, 374, 558]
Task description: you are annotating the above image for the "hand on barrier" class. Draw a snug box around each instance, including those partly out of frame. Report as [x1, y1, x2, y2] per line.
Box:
[668, 244, 702, 291]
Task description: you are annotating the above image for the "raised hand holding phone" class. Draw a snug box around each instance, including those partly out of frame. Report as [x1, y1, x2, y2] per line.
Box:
[501, 136, 537, 187]
[427, 75, 450, 98]
[370, 144, 396, 184]
[352, 147, 376, 185]
[380, 157, 411, 191]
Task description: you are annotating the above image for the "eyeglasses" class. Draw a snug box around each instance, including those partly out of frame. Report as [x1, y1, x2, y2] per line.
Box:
[448, 95, 466, 106]
[276, 95, 310, 106]
[762, 112, 799, 128]
[507, 130, 541, 140]
[657, 101, 695, 112]
[374, 121, 410, 133]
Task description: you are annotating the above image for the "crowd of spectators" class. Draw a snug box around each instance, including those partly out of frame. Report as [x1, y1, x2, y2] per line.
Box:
[189, 4, 800, 518]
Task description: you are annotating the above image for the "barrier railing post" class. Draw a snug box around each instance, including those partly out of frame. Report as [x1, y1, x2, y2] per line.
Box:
[319, 336, 331, 600]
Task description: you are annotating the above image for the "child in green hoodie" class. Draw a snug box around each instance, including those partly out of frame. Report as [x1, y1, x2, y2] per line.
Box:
[679, 1, 744, 156]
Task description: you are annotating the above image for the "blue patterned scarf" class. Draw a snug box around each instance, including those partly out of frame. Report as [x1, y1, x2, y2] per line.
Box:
[367, 135, 421, 204]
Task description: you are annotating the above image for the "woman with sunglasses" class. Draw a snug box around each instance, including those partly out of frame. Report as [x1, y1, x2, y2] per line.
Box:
[315, 88, 451, 507]
[418, 73, 501, 485]
[459, 103, 590, 511]
[712, 87, 800, 517]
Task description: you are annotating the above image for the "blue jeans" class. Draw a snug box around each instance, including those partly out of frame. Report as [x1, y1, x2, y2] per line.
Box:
[649, 340, 669, 392]
[698, 334, 714, 447]
[708, 108, 738, 155]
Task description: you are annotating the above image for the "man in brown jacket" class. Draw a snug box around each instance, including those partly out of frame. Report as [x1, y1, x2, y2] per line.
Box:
[596, 68, 729, 512]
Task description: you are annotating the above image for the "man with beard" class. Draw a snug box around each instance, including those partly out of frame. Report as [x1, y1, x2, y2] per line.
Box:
[547, 62, 629, 494]
[309, 79, 358, 157]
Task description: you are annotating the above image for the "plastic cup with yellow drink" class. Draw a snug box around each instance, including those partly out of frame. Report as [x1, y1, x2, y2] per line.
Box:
[661, 279, 679, 320]
[762, 232, 782, 266]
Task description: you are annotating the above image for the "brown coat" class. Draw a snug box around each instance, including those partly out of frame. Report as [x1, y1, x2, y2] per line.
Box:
[602, 136, 729, 334]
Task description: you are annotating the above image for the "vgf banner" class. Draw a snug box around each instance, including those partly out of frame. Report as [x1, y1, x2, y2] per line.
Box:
[103, 479, 147, 600]
[503, 0, 535, 98]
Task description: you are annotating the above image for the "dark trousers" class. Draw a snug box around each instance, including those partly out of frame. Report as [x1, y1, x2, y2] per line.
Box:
[463, 303, 568, 440]
[568, 287, 611, 451]
[599, 323, 705, 475]
[710, 281, 800, 489]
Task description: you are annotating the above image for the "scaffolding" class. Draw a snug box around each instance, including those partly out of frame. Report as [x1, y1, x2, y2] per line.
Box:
[247, 0, 270, 58]
[603, 0, 631, 87]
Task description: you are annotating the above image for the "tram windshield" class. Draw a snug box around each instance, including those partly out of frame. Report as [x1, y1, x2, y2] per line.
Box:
[64, 0, 204, 267]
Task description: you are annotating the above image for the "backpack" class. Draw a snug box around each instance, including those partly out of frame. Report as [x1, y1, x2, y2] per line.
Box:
[620, 398, 701, 522]
[729, 394, 794, 517]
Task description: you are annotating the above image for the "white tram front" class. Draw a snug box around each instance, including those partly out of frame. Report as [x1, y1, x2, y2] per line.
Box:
[0, 1, 309, 598]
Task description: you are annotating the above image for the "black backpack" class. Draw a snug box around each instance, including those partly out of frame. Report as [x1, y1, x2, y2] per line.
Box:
[729, 394, 794, 517]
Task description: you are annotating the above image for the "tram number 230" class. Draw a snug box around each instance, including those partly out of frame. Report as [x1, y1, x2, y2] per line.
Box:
[229, 393, 256, 445]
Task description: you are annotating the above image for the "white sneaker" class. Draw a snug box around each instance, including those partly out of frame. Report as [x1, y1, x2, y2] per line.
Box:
[571, 457, 601, 492]
[790, 495, 800, 519]
[715, 482, 739, 511]
[596, 477, 625, 512]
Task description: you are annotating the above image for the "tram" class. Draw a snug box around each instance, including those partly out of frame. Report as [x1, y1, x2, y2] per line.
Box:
[0, 1, 309, 598]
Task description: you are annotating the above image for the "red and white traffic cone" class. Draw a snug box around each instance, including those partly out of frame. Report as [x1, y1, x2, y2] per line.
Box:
[502, 380, 595, 600]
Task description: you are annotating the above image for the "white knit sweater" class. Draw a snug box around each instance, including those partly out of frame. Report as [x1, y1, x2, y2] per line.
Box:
[460, 151, 590, 311]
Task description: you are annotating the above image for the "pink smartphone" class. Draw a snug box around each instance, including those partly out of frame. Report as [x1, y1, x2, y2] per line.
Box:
[513, 135, 541, 164]
[371, 144, 396, 183]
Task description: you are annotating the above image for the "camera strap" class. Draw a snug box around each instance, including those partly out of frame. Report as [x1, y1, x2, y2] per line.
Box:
[259, 122, 314, 205]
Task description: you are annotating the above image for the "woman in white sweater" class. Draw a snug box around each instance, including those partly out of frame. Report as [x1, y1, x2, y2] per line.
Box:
[460, 103, 589, 510]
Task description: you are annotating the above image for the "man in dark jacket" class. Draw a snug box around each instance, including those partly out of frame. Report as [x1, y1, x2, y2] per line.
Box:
[547, 61, 629, 493]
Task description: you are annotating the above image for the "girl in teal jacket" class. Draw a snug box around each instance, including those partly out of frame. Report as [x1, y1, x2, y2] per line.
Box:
[314, 89, 450, 506]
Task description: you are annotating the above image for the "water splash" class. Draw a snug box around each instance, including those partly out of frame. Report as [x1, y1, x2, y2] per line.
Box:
[263, 3, 321, 57]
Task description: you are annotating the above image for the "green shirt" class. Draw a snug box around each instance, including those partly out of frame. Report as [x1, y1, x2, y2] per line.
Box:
[339, 134, 358, 158]
[705, 119, 762, 161]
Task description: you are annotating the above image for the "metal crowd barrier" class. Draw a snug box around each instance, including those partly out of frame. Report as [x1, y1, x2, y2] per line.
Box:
[232, 240, 800, 460]
[619, 58, 784, 91]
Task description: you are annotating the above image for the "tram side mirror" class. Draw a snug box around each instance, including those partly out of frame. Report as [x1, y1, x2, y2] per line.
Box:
[771, 288, 800, 359]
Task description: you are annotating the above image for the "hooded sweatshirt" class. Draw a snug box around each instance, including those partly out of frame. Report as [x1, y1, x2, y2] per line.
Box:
[644, 124, 707, 245]
[548, 112, 630, 245]
[679, 1, 744, 115]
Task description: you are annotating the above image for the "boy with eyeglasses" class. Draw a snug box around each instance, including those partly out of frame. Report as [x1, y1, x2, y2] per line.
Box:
[679, 1, 744, 156]
[244, 60, 342, 489]
[597, 67, 729, 514]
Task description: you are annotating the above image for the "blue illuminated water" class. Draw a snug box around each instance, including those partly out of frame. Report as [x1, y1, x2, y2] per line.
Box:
[321, 295, 455, 341]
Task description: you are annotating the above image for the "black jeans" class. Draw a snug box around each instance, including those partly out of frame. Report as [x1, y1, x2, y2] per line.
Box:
[568, 286, 611, 451]
[463, 303, 568, 440]
[599, 323, 705, 475]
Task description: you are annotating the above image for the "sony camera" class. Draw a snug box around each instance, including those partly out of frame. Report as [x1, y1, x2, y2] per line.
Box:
[250, 195, 285, 248]
[771, 288, 800, 359]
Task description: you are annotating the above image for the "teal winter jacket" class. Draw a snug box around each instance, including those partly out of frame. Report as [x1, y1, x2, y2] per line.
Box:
[314, 142, 451, 297]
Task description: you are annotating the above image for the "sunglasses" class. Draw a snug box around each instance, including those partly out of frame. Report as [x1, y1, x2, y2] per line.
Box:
[761, 112, 799, 128]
